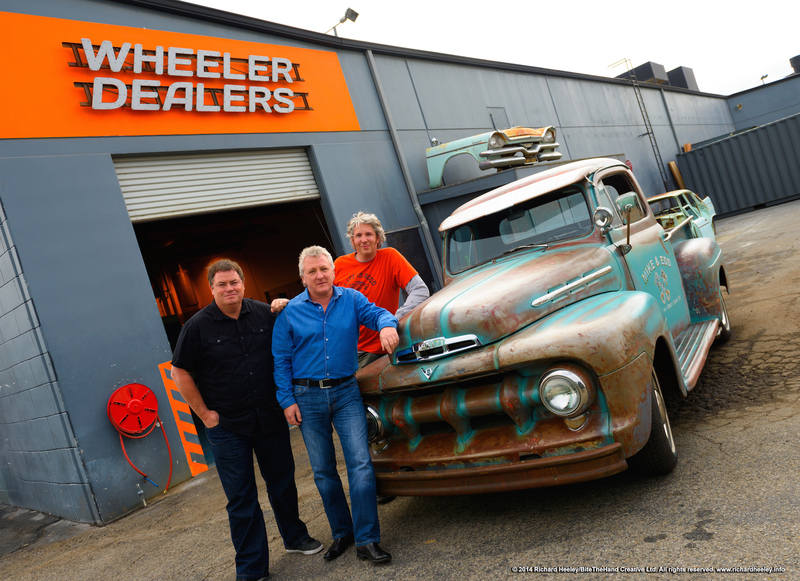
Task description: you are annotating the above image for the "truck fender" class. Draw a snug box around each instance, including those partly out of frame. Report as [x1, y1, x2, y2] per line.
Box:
[672, 237, 724, 322]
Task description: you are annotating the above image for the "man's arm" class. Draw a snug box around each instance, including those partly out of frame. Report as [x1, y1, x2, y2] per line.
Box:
[352, 289, 399, 352]
[171, 365, 219, 428]
[379, 326, 400, 354]
[395, 274, 430, 319]
[272, 311, 301, 424]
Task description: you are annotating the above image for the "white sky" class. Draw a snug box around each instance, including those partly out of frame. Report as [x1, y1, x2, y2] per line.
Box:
[185, 0, 798, 95]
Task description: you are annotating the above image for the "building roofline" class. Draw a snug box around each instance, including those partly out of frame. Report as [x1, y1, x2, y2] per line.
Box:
[727, 72, 800, 98]
[113, 0, 726, 98]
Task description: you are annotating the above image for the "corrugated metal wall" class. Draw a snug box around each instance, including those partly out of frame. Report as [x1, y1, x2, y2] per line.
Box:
[676, 113, 800, 216]
[376, 55, 735, 199]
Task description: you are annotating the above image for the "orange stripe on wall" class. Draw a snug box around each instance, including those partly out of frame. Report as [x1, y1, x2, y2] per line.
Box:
[1, 12, 360, 139]
[158, 361, 209, 477]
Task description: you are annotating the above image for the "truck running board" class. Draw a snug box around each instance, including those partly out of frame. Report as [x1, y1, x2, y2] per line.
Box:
[673, 320, 719, 391]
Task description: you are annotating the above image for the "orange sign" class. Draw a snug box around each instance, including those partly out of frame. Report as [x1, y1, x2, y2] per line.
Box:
[0, 12, 361, 138]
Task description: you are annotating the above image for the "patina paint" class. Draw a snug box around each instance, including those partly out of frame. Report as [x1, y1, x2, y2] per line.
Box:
[612, 213, 692, 337]
[401, 244, 624, 350]
[599, 352, 653, 456]
[672, 238, 723, 322]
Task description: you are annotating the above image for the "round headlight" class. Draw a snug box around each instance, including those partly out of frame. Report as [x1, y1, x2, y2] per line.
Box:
[539, 368, 591, 417]
[542, 128, 556, 143]
[365, 405, 384, 442]
[488, 133, 506, 149]
[593, 207, 614, 229]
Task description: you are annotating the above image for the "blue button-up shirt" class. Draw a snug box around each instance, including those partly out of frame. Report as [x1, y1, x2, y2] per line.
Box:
[273, 285, 397, 409]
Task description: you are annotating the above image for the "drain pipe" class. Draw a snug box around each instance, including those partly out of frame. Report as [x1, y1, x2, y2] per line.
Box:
[365, 49, 444, 287]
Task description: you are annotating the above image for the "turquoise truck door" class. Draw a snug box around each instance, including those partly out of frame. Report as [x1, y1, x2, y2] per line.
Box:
[596, 175, 691, 339]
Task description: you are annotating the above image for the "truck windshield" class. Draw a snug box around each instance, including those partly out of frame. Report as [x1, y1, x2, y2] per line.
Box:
[445, 186, 592, 274]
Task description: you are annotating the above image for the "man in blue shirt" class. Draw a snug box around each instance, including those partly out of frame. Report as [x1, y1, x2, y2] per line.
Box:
[273, 245, 398, 565]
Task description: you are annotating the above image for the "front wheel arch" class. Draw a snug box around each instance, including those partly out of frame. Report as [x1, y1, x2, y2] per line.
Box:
[628, 369, 678, 476]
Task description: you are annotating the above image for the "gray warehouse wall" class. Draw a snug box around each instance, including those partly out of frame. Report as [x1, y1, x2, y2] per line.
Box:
[374, 55, 735, 201]
[0, 154, 191, 522]
[727, 75, 800, 131]
[0, 203, 97, 520]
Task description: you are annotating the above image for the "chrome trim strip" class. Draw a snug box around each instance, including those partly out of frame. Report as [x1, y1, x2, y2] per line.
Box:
[531, 266, 613, 307]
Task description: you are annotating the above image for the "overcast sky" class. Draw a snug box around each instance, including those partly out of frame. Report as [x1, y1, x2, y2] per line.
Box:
[186, 0, 797, 95]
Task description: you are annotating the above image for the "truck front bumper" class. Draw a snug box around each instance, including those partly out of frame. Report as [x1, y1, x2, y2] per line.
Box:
[376, 443, 627, 496]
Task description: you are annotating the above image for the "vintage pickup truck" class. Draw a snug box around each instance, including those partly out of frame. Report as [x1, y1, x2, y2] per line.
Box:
[358, 157, 731, 495]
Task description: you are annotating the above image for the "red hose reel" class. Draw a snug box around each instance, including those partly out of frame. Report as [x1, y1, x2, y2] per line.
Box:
[107, 383, 172, 492]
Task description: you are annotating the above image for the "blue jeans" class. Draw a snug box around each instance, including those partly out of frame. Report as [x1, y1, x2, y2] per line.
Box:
[294, 377, 380, 545]
[205, 422, 309, 579]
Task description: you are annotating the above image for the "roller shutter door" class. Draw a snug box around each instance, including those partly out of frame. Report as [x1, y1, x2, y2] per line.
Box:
[114, 149, 319, 222]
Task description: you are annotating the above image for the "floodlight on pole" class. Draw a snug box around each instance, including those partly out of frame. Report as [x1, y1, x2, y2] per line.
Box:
[326, 8, 359, 37]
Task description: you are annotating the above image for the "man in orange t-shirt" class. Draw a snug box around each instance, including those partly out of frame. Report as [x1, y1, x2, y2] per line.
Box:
[334, 211, 430, 368]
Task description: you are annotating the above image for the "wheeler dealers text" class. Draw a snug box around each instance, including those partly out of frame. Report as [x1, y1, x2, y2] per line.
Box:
[510, 565, 785, 575]
[78, 38, 298, 113]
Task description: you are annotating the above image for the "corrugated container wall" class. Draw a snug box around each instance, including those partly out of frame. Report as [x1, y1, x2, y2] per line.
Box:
[677, 113, 800, 215]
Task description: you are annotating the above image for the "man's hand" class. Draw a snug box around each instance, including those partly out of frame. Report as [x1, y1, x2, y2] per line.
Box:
[271, 298, 290, 313]
[284, 404, 302, 426]
[379, 326, 400, 354]
[201, 409, 220, 428]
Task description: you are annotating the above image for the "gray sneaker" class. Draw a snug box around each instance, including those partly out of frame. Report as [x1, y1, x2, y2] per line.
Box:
[286, 536, 323, 555]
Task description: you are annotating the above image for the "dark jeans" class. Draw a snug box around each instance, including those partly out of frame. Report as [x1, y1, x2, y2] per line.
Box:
[205, 422, 309, 579]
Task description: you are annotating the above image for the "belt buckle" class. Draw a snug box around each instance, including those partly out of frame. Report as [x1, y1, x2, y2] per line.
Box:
[319, 379, 333, 389]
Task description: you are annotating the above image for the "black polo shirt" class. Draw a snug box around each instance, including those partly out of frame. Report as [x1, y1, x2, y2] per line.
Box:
[171, 298, 284, 435]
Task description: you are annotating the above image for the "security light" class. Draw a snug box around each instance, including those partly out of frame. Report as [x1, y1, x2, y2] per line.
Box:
[326, 8, 359, 36]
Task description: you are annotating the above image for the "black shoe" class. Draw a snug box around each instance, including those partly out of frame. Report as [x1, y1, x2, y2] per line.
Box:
[377, 495, 396, 504]
[323, 533, 354, 561]
[356, 542, 392, 564]
[285, 535, 323, 555]
[236, 576, 269, 580]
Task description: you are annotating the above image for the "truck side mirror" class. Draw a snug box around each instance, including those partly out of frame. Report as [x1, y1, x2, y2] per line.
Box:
[615, 192, 640, 222]
[615, 192, 640, 254]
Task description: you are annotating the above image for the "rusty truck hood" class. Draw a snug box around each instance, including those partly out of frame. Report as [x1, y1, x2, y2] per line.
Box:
[395, 244, 623, 363]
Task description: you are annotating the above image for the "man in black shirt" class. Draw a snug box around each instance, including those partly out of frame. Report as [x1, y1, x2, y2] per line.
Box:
[171, 259, 321, 581]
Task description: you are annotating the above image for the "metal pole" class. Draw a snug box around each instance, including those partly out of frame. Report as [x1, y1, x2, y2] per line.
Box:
[364, 49, 444, 287]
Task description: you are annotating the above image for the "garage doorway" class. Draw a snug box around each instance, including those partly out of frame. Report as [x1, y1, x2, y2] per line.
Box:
[134, 199, 334, 349]
[133, 199, 334, 466]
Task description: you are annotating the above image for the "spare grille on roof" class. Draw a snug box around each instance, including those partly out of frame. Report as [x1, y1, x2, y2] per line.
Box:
[396, 334, 481, 363]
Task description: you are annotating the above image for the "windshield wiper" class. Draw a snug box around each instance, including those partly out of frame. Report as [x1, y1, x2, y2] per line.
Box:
[501, 243, 549, 256]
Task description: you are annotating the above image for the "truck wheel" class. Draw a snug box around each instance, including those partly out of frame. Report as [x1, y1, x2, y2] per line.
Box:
[629, 371, 677, 476]
[716, 287, 731, 344]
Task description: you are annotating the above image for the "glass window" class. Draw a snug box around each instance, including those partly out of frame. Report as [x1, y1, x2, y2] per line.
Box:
[445, 186, 592, 274]
[598, 173, 645, 222]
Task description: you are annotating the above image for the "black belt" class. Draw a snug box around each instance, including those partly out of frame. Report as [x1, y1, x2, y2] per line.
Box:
[293, 376, 354, 389]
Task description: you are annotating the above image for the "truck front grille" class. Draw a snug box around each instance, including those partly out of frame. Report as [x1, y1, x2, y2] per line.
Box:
[395, 334, 481, 363]
[375, 371, 543, 442]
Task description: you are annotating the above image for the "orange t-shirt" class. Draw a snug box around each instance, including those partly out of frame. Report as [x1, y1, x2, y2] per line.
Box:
[334, 247, 418, 353]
